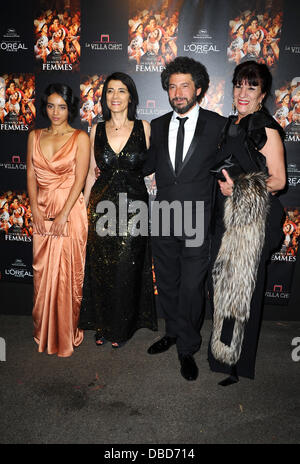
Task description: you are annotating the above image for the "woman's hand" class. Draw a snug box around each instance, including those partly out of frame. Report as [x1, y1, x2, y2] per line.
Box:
[218, 169, 234, 196]
[50, 212, 68, 237]
[32, 208, 46, 235]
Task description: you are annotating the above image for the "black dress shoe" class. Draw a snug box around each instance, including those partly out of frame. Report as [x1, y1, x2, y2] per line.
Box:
[147, 335, 177, 354]
[179, 354, 198, 381]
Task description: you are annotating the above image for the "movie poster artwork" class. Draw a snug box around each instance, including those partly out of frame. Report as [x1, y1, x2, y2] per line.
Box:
[34, 0, 80, 72]
[273, 77, 300, 140]
[201, 78, 225, 115]
[269, 207, 300, 266]
[128, 0, 183, 72]
[0, 190, 33, 243]
[144, 174, 157, 199]
[281, 208, 300, 259]
[80, 74, 107, 132]
[0, 74, 35, 131]
[227, 0, 283, 67]
[265, 207, 300, 303]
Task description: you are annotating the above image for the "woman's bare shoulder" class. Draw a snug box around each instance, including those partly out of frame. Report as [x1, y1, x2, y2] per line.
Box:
[77, 129, 90, 140]
[28, 128, 41, 141]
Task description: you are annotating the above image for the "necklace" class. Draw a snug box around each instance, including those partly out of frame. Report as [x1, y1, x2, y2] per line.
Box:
[47, 127, 69, 136]
[111, 120, 128, 131]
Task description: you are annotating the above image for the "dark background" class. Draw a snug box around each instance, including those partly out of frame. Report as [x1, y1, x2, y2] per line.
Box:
[0, 0, 299, 319]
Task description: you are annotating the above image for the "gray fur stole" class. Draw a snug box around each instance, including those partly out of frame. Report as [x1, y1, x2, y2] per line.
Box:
[211, 172, 270, 366]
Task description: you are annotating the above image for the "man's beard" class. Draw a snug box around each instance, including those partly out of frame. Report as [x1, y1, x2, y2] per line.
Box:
[169, 93, 198, 114]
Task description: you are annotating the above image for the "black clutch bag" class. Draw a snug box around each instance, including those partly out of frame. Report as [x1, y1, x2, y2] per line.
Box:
[210, 154, 245, 182]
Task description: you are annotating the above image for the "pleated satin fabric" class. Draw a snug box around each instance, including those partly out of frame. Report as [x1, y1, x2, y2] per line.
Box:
[32, 129, 88, 357]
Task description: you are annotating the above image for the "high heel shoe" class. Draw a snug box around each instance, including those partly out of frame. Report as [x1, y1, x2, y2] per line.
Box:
[218, 365, 239, 386]
[95, 331, 107, 346]
[111, 341, 126, 349]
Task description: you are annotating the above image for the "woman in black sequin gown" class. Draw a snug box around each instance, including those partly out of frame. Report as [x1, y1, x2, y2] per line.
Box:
[80, 72, 157, 347]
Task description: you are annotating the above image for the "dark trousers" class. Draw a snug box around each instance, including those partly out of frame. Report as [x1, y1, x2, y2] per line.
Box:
[152, 235, 209, 356]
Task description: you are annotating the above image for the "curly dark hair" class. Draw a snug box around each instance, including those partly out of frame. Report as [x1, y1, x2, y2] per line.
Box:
[40, 83, 79, 122]
[161, 56, 210, 102]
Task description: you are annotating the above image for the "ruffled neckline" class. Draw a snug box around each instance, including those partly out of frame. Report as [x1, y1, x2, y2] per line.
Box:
[230, 109, 285, 141]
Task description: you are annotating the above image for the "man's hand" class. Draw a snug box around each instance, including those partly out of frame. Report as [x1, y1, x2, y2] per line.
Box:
[94, 166, 100, 179]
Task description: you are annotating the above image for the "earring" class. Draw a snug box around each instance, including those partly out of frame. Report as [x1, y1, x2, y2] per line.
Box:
[258, 102, 262, 111]
[232, 101, 237, 114]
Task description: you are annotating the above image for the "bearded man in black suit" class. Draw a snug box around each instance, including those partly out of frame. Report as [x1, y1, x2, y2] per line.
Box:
[144, 57, 226, 381]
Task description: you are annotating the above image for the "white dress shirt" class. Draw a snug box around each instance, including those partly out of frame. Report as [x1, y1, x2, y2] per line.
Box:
[168, 103, 199, 170]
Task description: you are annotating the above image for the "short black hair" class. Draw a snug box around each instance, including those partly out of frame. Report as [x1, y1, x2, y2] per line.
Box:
[232, 60, 272, 102]
[101, 72, 139, 121]
[161, 56, 209, 102]
[40, 83, 79, 122]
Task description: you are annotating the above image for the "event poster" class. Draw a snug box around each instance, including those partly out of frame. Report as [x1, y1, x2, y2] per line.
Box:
[0, 190, 33, 282]
[264, 70, 300, 303]
[80, 74, 106, 132]
[273, 76, 300, 138]
[0, 74, 35, 131]
[34, 0, 81, 72]
[128, 0, 183, 72]
[0, 191, 33, 240]
[227, 0, 284, 67]
[265, 207, 300, 303]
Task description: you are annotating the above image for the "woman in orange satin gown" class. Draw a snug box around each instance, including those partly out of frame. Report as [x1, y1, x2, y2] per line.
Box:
[27, 83, 90, 357]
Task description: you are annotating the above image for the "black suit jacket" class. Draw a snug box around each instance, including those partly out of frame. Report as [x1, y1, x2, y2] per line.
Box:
[144, 108, 226, 240]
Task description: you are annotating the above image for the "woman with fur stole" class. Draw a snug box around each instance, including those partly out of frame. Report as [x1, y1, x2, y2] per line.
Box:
[208, 61, 286, 385]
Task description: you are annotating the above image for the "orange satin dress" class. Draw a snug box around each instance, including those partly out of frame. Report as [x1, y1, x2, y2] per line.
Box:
[32, 129, 88, 357]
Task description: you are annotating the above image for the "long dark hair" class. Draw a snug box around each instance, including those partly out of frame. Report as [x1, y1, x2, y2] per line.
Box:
[40, 83, 79, 122]
[101, 72, 139, 121]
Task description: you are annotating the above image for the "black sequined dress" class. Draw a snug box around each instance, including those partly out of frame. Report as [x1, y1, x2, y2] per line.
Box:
[80, 119, 157, 341]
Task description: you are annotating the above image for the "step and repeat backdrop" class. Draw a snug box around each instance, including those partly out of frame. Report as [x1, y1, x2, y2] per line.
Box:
[0, 0, 299, 312]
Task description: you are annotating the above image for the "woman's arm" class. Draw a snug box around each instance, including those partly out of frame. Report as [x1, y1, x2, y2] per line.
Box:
[26, 130, 46, 234]
[83, 123, 98, 206]
[259, 127, 286, 194]
[142, 119, 151, 149]
[218, 127, 286, 197]
[142, 120, 156, 176]
[50, 130, 90, 236]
